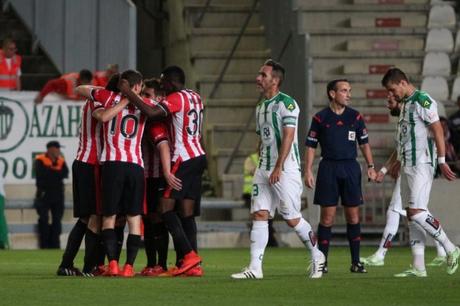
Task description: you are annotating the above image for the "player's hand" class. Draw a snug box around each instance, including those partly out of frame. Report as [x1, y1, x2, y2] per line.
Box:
[269, 166, 282, 185]
[439, 163, 457, 181]
[375, 169, 385, 183]
[118, 78, 131, 94]
[165, 172, 182, 190]
[304, 170, 315, 189]
[388, 161, 401, 179]
[367, 167, 377, 182]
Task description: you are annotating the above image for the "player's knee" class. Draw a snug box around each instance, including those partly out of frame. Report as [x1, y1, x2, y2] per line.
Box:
[284, 217, 300, 228]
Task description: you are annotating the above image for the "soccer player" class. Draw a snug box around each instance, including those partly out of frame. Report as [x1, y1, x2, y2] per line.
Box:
[361, 95, 447, 267]
[305, 79, 377, 274]
[139, 78, 177, 276]
[78, 70, 155, 277]
[231, 59, 325, 280]
[57, 74, 128, 276]
[381, 68, 459, 277]
[119, 66, 204, 276]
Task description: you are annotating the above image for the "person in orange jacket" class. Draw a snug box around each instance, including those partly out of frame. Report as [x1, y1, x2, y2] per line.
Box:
[93, 64, 119, 88]
[34, 69, 93, 103]
[0, 38, 21, 90]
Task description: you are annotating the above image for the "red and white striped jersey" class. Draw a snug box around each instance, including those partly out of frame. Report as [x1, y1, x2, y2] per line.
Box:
[142, 121, 170, 178]
[91, 88, 155, 167]
[74, 99, 103, 164]
[162, 89, 206, 162]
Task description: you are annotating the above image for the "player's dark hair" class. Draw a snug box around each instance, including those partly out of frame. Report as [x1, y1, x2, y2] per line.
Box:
[264, 59, 285, 86]
[144, 78, 161, 92]
[79, 69, 93, 83]
[327, 79, 348, 101]
[161, 66, 185, 85]
[121, 69, 143, 88]
[105, 73, 120, 92]
[381, 68, 409, 87]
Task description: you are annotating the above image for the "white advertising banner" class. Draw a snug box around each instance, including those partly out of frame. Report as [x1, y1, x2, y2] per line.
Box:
[0, 91, 82, 184]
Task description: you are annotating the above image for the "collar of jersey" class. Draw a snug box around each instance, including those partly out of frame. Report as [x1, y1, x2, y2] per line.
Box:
[264, 91, 281, 103]
[403, 89, 418, 103]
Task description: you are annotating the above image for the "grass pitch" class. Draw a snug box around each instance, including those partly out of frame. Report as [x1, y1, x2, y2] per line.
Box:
[0, 247, 459, 306]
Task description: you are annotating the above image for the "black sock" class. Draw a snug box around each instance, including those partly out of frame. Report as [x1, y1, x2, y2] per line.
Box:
[114, 225, 125, 261]
[83, 229, 99, 273]
[347, 223, 361, 265]
[96, 236, 106, 266]
[162, 211, 192, 257]
[143, 218, 157, 267]
[317, 224, 332, 262]
[101, 229, 118, 261]
[126, 234, 141, 266]
[59, 219, 87, 268]
[153, 222, 169, 269]
[181, 216, 197, 252]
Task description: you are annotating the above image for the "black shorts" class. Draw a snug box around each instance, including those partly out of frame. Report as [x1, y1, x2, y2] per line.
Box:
[101, 161, 145, 216]
[72, 160, 101, 218]
[164, 155, 207, 216]
[314, 159, 363, 207]
[145, 177, 166, 214]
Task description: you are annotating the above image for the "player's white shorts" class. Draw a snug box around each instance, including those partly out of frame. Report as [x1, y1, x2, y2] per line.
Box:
[388, 176, 407, 216]
[250, 168, 302, 220]
[400, 163, 434, 210]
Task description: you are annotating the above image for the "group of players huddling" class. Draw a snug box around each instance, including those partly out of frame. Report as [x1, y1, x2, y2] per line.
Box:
[57, 66, 205, 277]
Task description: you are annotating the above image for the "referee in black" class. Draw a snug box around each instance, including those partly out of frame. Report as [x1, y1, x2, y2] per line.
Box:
[304, 79, 377, 273]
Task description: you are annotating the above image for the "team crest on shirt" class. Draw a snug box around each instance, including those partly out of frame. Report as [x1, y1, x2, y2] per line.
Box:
[348, 131, 356, 141]
[287, 103, 295, 111]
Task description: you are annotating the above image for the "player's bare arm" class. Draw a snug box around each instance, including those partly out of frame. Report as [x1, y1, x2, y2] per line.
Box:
[269, 126, 295, 185]
[92, 98, 129, 123]
[75, 85, 104, 99]
[304, 147, 316, 188]
[359, 143, 377, 181]
[429, 120, 457, 181]
[157, 141, 182, 191]
[376, 150, 398, 183]
[118, 78, 169, 120]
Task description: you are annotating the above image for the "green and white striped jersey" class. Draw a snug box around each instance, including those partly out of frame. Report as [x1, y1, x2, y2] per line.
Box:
[397, 90, 439, 166]
[255, 92, 301, 171]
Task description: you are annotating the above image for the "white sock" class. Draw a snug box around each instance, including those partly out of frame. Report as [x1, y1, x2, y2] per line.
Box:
[434, 240, 447, 257]
[411, 210, 456, 254]
[376, 209, 400, 259]
[293, 218, 323, 260]
[409, 221, 426, 271]
[249, 220, 268, 272]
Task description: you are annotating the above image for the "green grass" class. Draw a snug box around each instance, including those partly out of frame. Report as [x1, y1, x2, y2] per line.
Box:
[0, 247, 459, 306]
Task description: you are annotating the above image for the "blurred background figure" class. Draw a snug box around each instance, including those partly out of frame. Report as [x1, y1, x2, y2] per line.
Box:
[0, 162, 9, 249]
[0, 38, 21, 91]
[34, 141, 69, 249]
[34, 69, 93, 103]
[93, 64, 119, 88]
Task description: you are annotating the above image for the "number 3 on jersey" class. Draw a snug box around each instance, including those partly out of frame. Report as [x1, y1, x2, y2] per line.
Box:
[186, 108, 203, 136]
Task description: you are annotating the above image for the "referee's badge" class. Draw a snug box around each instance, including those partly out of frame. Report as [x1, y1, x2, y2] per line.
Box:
[348, 131, 356, 141]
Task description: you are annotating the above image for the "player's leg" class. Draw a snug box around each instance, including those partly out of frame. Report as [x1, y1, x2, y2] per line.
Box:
[363, 177, 403, 266]
[394, 220, 427, 277]
[405, 164, 459, 275]
[276, 169, 324, 278]
[231, 169, 271, 279]
[141, 177, 158, 275]
[151, 211, 169, 272]
[82, 214, 102, 275]
[57, 218, 87, 275]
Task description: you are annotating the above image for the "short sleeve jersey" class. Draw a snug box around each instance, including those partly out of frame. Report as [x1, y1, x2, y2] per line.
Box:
[398, 90, 439, 166]
[161, 89, 205, 162]
[142, 121, 170, 178]
[91, 88, 155, 167]
[75, 99, 103, 164]
[306, 106, 369, 160]
[256, 92, 301, 171]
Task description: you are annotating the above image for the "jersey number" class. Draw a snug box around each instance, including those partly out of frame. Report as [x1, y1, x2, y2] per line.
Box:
[186, 109, 203, 136]
[110, 114, 139, 138]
